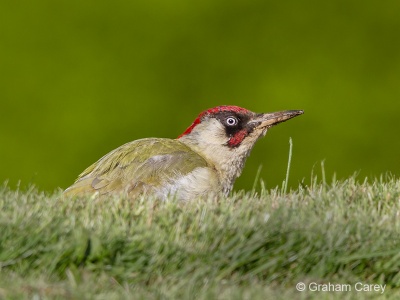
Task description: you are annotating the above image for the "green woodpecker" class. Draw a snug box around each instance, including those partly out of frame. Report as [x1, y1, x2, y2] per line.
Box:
[64, 106, 303, 200]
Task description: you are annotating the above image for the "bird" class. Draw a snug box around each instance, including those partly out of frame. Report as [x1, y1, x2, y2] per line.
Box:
[64, 105, 303, 201]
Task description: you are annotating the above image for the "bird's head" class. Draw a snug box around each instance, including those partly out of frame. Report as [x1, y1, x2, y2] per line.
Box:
[178, 105, 303, 150]
[177, 105, 303, 192]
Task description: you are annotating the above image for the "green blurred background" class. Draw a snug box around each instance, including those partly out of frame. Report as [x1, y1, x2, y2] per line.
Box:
[1, 0, 399, 192]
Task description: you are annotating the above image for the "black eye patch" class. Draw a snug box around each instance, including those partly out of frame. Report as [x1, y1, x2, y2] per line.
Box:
[214, 112, 250, 136]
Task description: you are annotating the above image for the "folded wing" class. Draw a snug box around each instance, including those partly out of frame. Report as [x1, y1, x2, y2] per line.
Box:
[63, 138, 214, 199]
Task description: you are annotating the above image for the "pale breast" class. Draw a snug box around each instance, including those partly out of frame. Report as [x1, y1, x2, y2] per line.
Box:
[153, 166, 221, 201]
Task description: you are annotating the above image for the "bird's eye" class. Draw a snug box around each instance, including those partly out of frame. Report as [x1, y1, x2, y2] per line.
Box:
[226, 116, 238, 126]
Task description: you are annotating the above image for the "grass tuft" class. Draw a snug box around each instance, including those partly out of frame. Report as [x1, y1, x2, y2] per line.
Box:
[1, 176, 400, 299]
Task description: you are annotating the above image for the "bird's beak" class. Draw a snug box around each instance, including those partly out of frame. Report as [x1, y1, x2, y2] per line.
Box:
[252, 110, 304, 129]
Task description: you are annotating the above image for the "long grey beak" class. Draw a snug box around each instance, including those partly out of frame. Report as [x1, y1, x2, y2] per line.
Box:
[254, 110, 304, 128]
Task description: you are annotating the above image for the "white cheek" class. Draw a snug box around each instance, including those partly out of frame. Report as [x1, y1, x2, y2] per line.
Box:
[192, 119, 229, 145]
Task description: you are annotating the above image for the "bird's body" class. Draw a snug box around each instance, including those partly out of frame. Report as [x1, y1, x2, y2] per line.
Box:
[64, 105, 303, 201]
[64, 138, 220, 200]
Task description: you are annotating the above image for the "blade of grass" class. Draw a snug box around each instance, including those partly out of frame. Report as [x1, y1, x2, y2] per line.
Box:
[251, 165, 263, 195]
[282, 137, 293, 194]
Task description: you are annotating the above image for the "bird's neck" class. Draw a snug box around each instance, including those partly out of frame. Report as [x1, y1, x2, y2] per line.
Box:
[178, 136, 253, 195]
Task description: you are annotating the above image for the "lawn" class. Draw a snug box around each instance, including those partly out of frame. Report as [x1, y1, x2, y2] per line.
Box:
[1, 174, 400, 299]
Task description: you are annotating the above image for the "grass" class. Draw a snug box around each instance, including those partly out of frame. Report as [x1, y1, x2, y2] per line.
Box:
[1, 174, 400, 299]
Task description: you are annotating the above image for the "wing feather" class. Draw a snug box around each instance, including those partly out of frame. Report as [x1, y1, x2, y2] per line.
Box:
[64, 138, 212, 198]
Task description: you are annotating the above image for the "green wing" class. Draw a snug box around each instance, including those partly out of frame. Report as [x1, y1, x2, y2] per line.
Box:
[64, 138, 211, 198]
